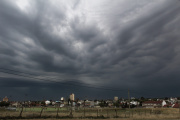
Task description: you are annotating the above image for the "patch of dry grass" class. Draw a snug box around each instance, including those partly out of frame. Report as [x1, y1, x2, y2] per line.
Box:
[1, 107, 180, 120]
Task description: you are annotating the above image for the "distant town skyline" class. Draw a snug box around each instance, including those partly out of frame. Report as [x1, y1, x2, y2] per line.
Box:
[1, 0, 180, 99]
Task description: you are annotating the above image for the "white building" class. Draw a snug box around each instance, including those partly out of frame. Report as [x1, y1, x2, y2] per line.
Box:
[162, 100, 167, 107]
[61, 97, 64, 101]
[70, 93, 75, 101]
[45, 100, 51, 105]
[130, 101, 139, 106]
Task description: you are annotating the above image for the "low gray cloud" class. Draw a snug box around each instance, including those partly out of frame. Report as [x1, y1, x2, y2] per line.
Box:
[1, 0, 180, 99]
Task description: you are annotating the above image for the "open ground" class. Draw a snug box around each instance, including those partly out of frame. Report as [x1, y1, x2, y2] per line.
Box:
[1, 107, 180, 120]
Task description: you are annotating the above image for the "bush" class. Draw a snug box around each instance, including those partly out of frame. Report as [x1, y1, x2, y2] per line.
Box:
[0, 101, 10, 107]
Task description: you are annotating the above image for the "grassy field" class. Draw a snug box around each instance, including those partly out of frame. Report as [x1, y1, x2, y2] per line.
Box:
[0, 107, 180, 120]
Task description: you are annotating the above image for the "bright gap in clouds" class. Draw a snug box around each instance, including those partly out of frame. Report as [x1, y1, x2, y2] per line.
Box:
[16, 0, 29, 11]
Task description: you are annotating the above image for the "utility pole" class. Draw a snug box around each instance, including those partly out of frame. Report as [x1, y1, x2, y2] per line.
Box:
[69, 100, 73, 117]
[179, 105, 180, 119]
[128, 89, 130, 109]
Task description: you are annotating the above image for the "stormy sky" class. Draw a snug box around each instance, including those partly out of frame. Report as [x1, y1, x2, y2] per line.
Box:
[0, 0, 180, 101]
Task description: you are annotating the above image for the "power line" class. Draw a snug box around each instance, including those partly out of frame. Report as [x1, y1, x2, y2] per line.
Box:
[0, 68, 130, 91]
[0, 68, 126, 93]
[0, 67, 162, 98]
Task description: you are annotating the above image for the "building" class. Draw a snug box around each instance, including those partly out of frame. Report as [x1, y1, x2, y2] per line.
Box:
[11, 102, 20, 107]
[172, 103, 179, 108]
[61, 97, 64, 101]
[130, 100, 139, 106]
[84, 100, 94, 107]
[142, 101, 162, 108]
[70, 93, 75, 101]
[114, 96, 118, 102]
[3, 96, 8, 102]
[45, 100, 51, 106]
[162, 100, 167, 107]
[106, 100, 113, 107]
[94, 100, 100, 106]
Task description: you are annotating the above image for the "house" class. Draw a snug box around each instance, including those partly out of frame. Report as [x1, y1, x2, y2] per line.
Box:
[106, 100, 113, 107]
[84, 100, 90, 106]
[10, 102, 20, 107]
[94, 100, 100, 106]
[90, 101, 95, 107]
[45, 100, 51, 106]
[130, 100, 139, 106]
[172, 103, 180, 108]
[168, 97, 177, 104]
[83, 100, 94, 107]
[142, 101, 162, 108]
[162, 100, 167, 107]
[77, 100, 83, 107]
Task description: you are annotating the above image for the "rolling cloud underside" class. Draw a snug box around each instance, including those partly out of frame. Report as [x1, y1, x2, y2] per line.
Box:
[0, 0, 180, 99]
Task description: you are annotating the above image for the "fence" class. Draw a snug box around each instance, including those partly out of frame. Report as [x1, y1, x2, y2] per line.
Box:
[0, 107, 180, 119]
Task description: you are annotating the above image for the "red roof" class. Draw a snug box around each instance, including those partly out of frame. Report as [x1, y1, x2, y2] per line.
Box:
[163, 105, 168, 107]
[143, 101, 162, 104]
[172, 103, 179, 108]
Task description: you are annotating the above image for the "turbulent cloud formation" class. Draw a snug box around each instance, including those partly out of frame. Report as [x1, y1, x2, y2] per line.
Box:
[1, 0, 180, 99]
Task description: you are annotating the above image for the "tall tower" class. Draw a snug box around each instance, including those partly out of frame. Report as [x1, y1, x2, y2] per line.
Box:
[3, 96, 8, 102]
[114, 96, 118, 102]
[70, 93, 75, 101]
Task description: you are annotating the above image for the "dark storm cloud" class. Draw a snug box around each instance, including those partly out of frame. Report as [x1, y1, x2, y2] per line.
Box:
[0, 77, 125, 100]
[1, 0, 180, 99]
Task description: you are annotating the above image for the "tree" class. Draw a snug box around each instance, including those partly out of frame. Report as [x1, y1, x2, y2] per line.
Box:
[99, 100, 108, 107]
[0, 101, 10, 107]
[139, 101, 142, 106]
[41, 101, 45, 106]
[113, 101, 120, 108]
[140, 97, 145, 100]
[121, 102, 128, 108]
